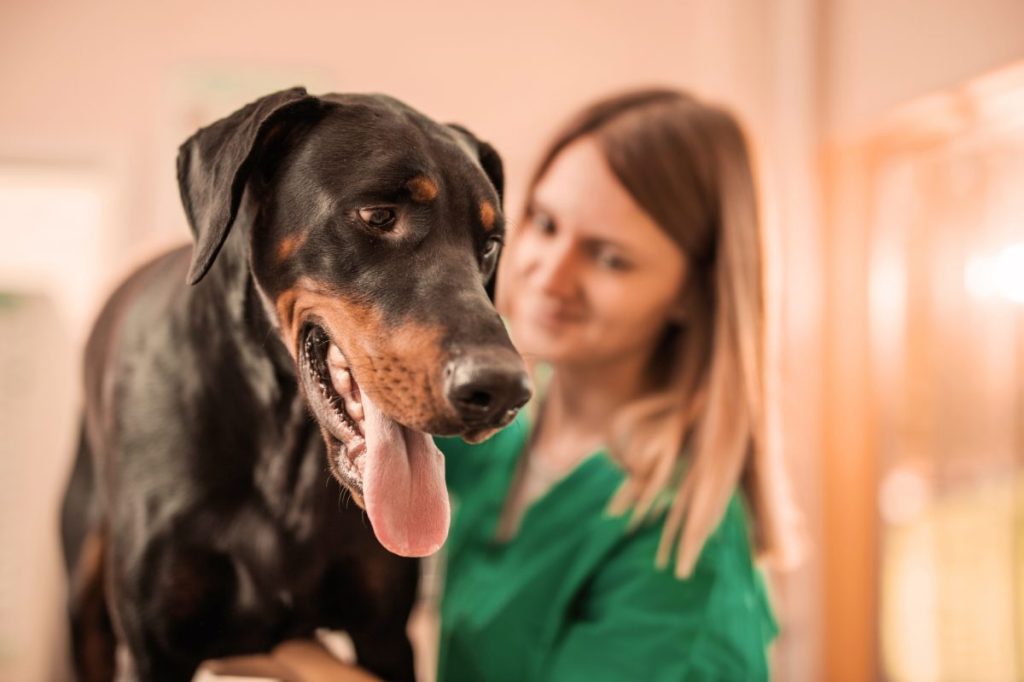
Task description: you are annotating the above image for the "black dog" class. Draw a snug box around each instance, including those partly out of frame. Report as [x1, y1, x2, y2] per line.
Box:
[59, 87, 531, 681]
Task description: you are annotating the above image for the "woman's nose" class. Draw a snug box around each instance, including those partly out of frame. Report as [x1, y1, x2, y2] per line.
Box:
[533, 241, 578, 297]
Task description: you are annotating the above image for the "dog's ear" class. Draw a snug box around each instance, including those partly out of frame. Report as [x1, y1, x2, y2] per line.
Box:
[446, 124, 506, 303]
[446, 124, 505, 207]
[177, 86, 320, 285]
[474, 140, 505, 207]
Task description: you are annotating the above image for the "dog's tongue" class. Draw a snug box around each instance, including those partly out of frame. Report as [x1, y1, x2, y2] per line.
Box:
[361, 390, 450, 557]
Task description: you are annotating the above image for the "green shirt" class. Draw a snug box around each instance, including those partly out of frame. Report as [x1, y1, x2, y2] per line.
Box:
[434, 413, 779, 681]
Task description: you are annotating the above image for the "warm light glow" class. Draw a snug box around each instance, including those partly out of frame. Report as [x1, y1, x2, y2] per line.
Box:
[964, 242, 1024, 303]
[996, 243, 1024, 303]
[0, 178, 105, 338]
[879, 467, 928, 525]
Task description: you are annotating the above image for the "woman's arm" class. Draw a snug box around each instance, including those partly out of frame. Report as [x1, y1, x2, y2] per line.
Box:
[195, 639, 380, 682]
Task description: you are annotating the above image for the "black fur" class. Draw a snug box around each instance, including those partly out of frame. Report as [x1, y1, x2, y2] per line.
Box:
[60, 88, 528, 681]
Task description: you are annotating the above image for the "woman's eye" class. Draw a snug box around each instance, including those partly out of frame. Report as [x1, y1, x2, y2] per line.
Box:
[595, 248, 631, 271]
[357, 207, 397, 229]
[532, 210, 555, 235]
[481, 236, 503, 282]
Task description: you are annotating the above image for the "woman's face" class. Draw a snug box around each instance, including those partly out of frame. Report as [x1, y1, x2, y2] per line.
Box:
[501, 136, 688, 370]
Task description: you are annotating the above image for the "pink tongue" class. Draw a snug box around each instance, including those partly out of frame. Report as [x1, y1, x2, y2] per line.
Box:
[361, 390, 450, 557]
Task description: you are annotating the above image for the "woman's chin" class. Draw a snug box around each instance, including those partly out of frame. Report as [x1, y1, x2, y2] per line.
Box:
[511, 329, 583, 364]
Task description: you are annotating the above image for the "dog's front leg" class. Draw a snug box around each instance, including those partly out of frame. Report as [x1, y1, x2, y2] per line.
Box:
[108, 536, 242, 682]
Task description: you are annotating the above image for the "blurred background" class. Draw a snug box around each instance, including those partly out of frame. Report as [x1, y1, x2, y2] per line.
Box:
[1, 1, 1022, 680]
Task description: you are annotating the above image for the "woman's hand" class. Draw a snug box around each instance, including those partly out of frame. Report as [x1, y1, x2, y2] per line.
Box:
[194, 639, 380, 682]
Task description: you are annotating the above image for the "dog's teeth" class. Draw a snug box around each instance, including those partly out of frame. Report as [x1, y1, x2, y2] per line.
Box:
[346, 395, 364, 422]
[331, 368, 352, 396]
[327, 342, 349, 369]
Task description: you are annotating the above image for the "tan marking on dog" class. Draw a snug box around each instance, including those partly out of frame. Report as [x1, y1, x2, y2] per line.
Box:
[70, 529, 116, 679]
[274, 287, 302, 356]
[71, 529, 104, 604]
[273, 279, 455, 430]
[480, 201, 496, 231]
[407, 175, 439, 203]
[275, 233, 306, 263]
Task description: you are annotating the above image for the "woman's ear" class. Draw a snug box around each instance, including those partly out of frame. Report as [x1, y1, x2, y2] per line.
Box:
[670, 275, 703, 325]
[668, 300, 689, 326]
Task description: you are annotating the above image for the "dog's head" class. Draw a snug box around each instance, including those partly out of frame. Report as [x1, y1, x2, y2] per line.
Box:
[176, 87, 531, 556]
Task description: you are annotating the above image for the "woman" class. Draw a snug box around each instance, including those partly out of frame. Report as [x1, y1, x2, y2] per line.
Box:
[201, 89, 798, 682]
[435, 88, 799, 681]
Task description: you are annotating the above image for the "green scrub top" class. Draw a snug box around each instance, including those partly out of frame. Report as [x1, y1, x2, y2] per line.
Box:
[434, 412, 778, 682]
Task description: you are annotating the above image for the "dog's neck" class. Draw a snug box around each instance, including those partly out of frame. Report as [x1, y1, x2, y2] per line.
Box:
[188, 212, 328, 534]
[192, 188, 295, 371]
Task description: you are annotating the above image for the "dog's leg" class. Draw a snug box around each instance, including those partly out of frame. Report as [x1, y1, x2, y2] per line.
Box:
[344, 561, 418, 682]
[61, 422, 95, 574]
[62, 423, 117, 682]
[348, 625, 415, 682]
[110, 536, 253, 682]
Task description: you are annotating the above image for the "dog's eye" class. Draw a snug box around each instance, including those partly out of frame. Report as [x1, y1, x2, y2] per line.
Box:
[358, 207, 397, 230]
[481, 236, 502, 282]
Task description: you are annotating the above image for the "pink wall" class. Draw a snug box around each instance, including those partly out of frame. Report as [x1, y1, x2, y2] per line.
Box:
[0, 4, 783, 680]
[823, 0, 1024, 137]
[0, 0, 776, 269]
[2, 0, 1023, 680]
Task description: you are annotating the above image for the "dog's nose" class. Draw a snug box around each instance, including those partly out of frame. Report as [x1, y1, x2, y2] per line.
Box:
[445, 349, 532, 427]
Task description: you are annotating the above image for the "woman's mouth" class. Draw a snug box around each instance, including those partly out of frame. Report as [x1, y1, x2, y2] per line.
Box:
[529, 303, 586, 327]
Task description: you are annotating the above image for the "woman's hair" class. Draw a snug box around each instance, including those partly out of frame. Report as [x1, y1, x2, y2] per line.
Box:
[508, 89, 801, 578]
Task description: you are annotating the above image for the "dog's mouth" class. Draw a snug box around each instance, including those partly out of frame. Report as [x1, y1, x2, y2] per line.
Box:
[299, 324, 450, 558]
[302, 325, 368, 489]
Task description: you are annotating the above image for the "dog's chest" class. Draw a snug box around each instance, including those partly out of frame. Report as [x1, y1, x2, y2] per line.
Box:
[213, 492, 411, 631]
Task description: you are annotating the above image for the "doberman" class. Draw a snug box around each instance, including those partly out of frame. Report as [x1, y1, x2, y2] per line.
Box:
[59, 87, 531, 681]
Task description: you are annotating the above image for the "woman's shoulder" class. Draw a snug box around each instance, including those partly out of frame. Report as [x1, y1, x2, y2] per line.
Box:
[536, 487, 777, 680]
[576, 488, 778, 674]
[608, 490, 773, 606]
[594, 488, 765, 585]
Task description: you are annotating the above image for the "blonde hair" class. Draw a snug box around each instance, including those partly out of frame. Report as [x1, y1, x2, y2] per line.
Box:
[509, 89, 800, 578]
